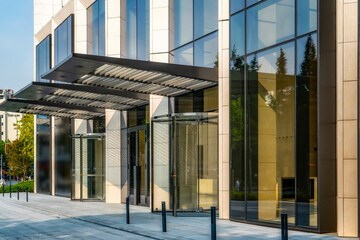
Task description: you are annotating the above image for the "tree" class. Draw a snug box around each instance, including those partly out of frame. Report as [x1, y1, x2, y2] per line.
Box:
[6, 114, 34, 181]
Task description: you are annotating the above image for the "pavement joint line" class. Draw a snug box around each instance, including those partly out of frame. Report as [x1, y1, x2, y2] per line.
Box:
[0, 198, 164, 240]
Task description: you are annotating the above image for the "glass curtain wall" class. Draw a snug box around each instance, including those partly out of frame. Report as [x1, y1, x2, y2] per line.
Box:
[175, 87, 219, 113]
[36, 116, 51, 194]
[172, 0, 218, 68]
[87, 0, 105, 56]
[55, 118, 71, 197]
[126, 0, 150, 61]
[230, 0, 318, 229]
[54, 15, 73, 65]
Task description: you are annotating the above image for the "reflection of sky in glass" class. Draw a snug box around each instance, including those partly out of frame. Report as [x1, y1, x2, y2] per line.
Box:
[126, 0, 137, 59]
[194, 32, 218, 68]
[36, 36, 50, 82]
[55, 16, 73, 65]
[174, 43, 194, 66]
[231, 11, 245, 58]
[246, 0, 294, 53]
[230, 0, 245, 14]
[194, 0, 218, 39]
[246, 0, 261, 7]
[248, 41, 295, 75]
[297, 0, 317, 36]
[137, 0, 150, 61]
[296, 33, 317, 75]
[174, 0, 193, 48]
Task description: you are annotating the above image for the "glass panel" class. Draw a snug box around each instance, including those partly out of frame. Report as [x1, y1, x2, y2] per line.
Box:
[176, 121, 198, 210]
[36, 117, 50, 194]
[203, 86, 218, 112]
[137, 0, 150, 60]
[126, 0, 137, 59]
[36, 35, 51, 82]
[72, 137, 81, 199]
[98, 0, 106, 56]
[175, 92, 194, 113]
[230, 11, 245, 59]
[230, 0, 245, 14]
[230, 57, 245, 219]
[173, 43, 194, 66]
[246, 0, 295, 53]
[55, 15, 73, 65]
[198, 117, 218, 210]
[129, 132, 136, 204]
[296, 33, 317, 228]
[246, 42, 295, 224]
[138, 130, 147, 204]
[121, 128, 128, 203]
[194, 32, 218, 68]
[152, 121, 172, 211]
[54, 118, 71, 197]
[194, 0, 218, 39]
[297, 0, 317, 36]
[246, 0, 261, 7]
[127, 105, 150, 127]
[174, 0, 193, 48]
[87, 0, 105, 56]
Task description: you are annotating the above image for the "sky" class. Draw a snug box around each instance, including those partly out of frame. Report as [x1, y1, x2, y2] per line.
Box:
[0, 0, 34, 92]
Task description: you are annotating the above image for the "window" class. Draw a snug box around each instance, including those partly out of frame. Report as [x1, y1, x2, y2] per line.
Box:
[54, 15, 73, 65]
[126, 0, 150, 61]
[175, 86, 218, 113]
[172, 0, 218, 68]
[36, 35, 51, 82]
[230, 0, 318, 229]
[87, 0, 105, 56]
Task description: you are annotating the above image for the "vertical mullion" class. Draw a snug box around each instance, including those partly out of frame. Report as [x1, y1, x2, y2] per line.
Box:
[244, 3, 248, 221]
[294, 0, 298, 227]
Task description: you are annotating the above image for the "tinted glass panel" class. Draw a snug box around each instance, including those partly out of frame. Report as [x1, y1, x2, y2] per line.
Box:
[194, 32, 218, 68]
[36, 35, 51, 82]
[194, 0, 218, 39]
[246, 0, 294, 53]
[174, 0, 193, 48]
[128, 105, 150, 127]
[173, 43, 194, 66]
[99, 0, 105, 55]
[87, 0, 105, 55]
[230, 11, 245, 58]
[126, 0, 137, 59]
[55, 118, 71, 197]
[137, 0, 150, 60]
[230, 0, 245, 14]
[246, 0, 261, 7]
[230, 57, 245, 219]
[36, 117, 51, 194]
[246, 42, 295, 224]
[296, 33, 317, 227]
[297, 0, 317, 36]
[55, 15, 73, 65]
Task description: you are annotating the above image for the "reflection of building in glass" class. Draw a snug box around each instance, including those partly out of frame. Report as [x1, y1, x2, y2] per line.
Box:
[2, 0, 359, 237]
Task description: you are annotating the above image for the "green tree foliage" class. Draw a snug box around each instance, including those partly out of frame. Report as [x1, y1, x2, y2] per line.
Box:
[6, 114, 34, 181]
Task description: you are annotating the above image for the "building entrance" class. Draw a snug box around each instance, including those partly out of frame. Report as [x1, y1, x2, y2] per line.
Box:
[152, 113, 218, 214]
[128, 126, 149, 206]
[71, 134, 105, 201]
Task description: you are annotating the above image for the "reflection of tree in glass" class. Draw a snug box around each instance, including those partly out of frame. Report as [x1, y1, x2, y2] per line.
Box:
[300, 36, 317, 77]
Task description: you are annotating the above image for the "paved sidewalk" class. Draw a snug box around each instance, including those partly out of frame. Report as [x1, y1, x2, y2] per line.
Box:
[0, 193, 348, 239]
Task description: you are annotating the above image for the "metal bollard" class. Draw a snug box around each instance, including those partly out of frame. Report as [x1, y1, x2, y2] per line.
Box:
[9, 185, 11, 198]
[2, 185, 4, 197]
[126, 197, 130, 224]
[281, 214, 288, 240]
[211, 206, 216, 240]
[162, 201, 167, 232]
[26, 187, 28, 202]
[17, 187, 19, 200]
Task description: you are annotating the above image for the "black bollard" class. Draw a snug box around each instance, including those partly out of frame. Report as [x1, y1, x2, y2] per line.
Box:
[211, 206, 216, 240]
[26, 187, 28, 202]
[17, 187, 19, 200]
[2, 185, 4, 197]
[281, 214, 288, 240]
[126, 197, 130, 224]
[9, 185, 11, 198]
[162, 201, 167, 232]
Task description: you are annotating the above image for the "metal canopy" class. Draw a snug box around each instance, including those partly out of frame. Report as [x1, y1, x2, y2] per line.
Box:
[42, 53, 218, 97]
[0, 98, 104, 120]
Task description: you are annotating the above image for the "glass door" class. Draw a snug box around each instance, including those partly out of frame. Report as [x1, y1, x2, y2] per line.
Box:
[71, 134, 105, 201]
[127, 126, 149, 206]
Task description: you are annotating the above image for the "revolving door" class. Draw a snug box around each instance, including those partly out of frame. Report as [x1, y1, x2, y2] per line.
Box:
[71, 134, 105, 201]
[152, 113, 218, 213]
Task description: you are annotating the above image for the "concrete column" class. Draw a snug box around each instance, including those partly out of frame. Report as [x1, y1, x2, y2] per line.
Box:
[105, 109, 122, 203]
[218, 0, 230, 220]
[336, 0, 358, 237]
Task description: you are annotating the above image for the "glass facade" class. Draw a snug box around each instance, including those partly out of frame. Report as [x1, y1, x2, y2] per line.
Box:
[230, 0, 318, 228]
[54, 15, 73, 65]
[36, 35, 51, 82]
[87, 0, 105, 56]
[126, 0, 150, 61]
[127, 105, 150, 128]
[172, 0, 218, 68]
[175, 86, 219, 113]
[36, 116, 51, 194]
